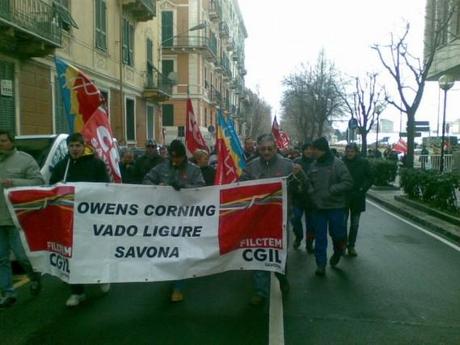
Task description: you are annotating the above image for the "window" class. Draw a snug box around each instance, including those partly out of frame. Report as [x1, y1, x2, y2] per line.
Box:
[177, 126, 185, 137]
[122, 18, 135, 66]
[146, 38, 154, 85]
[100, 90, 109, 115]
[54, 0, 79, 31]
[95, 0, 107, 51]
[126, 98, 135, 141]
[146, 104, 155, 140]
[162, 59, 174, 86]
[162, 104, 174, 126]
[162, 11, 174, 47]
[0, 61, 15, 134]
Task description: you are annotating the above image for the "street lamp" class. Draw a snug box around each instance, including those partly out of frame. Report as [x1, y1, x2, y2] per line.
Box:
[374, 106, 383, 156]
[438, 74, 455, 172]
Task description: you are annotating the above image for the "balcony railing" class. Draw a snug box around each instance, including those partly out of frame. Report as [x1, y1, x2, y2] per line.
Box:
[162, 35, 217, 60]
[122, 0, 156, 22]
[0, 0, 61, 56]
[144, 67, 172, 102]
[208, 0, 221, 21]
[209, 86, 222, 105]
[219, 21, 229, 38]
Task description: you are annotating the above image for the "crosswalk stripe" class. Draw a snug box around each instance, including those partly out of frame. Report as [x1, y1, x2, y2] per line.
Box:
[269, 272, 285, 345]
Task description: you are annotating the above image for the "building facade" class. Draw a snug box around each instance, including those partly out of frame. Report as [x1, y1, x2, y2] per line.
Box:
[0, 0, 246, 147]
[159, 0, 247, 146]
[0, 0, 171, 147]
[424, 0, 460, 80]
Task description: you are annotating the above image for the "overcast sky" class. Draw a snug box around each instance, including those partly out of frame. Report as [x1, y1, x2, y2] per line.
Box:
[238, 0, 460, 132]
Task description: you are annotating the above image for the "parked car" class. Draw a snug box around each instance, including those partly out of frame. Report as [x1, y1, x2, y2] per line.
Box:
[14, 134, 69, 184]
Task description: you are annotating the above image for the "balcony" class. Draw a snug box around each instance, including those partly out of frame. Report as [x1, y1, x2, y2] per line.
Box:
[208, 0, 221, 22]
[162, 35, 217, 61]
[209, 86, 222, 105]
[122, 0, 156, 22]
[219, 21, 229, 39]
[0, 0, 61, 58]
[226, 39, 234, 51]
[144, 67, 172, 102]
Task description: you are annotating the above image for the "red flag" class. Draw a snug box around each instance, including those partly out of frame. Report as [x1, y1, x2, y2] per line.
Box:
[81, 108, 122, 183]
[185, 98, 208, 154]
[393, 138, 407, 154]
[272, 116, 289, 150]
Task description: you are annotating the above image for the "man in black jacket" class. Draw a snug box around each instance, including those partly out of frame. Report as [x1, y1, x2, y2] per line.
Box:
[342, 143, 373, 257]
[133, 139, 163, 183]
[291, 142, 315, 252]
[50, 133, 110, 307]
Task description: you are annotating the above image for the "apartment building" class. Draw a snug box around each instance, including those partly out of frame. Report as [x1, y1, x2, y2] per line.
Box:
[0, 0, 169, 146]
[424, 0, 460, 80]
[159, 0, 247, 146]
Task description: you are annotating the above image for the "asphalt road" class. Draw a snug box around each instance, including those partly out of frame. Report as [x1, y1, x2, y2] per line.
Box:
[1, 201, 460, 345]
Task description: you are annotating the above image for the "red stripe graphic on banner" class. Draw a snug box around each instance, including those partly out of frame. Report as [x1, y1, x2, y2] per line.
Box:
[218, 182, 283, 255]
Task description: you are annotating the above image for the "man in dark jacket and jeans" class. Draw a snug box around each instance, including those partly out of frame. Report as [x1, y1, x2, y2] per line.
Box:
[343, 143, 373, 256]
[50, 133, 110, 307]
[307, 137, 353, 276]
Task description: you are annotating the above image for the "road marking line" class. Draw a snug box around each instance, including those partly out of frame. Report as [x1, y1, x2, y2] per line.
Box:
[269, 272, 285, 345]
[368, 200, 460, 252]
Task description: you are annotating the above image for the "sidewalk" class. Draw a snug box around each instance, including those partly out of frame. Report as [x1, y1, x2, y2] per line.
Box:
[367, 186, 460, 245]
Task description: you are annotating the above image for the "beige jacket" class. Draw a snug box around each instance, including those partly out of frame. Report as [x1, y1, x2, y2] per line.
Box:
[0, 149, 44, 226]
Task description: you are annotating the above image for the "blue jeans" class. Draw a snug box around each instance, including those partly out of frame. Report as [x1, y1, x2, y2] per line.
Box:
[311, 209, 347, 267]
[0, 225, 39, 296]
[291, 206, 315, 242]
[253, 271, 288, 298]
[345, 209, 361, 248]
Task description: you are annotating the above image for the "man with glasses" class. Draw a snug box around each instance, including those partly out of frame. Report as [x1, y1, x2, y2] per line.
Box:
[240, 134, 304, 306]
[133, 139, 164, 183]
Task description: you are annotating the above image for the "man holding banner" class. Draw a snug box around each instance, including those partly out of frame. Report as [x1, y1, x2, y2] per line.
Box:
[50, 132, 110, 307]
[240, 133, 303, 306]
[143, 140, 205, 302]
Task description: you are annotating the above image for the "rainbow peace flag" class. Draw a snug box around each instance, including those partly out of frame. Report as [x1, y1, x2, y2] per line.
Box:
[215, 111, 246, 184]
[55, 57, 102, 133]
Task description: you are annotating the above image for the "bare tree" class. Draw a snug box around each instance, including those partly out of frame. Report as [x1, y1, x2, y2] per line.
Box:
[240, 88, 272, 139]
[372, 4, 454, 167]
[341, 73, 387, 155]
[281, 50, 345, 143]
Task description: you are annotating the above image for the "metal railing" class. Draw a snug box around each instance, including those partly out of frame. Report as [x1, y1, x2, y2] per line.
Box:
[0, 0, 61, 46]
[414, 154, 454, 172]
[162, 35, 217, 59]
[145, 67, 172, 96]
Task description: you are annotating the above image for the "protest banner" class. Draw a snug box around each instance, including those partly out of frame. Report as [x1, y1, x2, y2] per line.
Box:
[5, 179, 287, 284]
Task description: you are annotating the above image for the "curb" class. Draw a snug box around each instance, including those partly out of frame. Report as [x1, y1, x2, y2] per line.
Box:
[394, 195, 460, 227]
[367, 192, 460, 245]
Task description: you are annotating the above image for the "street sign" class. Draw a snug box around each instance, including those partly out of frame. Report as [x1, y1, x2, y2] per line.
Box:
[414, 121, 429, 126]
[400, 132, 422, 137]
[348, 118, 358, 130]
[415, 126, 430, 132]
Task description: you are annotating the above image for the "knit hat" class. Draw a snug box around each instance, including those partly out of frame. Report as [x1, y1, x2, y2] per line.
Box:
[312, 137, 330, 152]
[168, 139, 186, 157]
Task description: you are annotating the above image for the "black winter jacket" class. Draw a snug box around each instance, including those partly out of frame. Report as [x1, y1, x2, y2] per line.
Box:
[342, 155, 373, 212]
[50, 153, 110, 184]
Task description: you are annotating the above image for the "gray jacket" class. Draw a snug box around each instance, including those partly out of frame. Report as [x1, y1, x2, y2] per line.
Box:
[143, 159, 205, 188]
[240, 154, 294, 181]
[0, 149, 44, 225]
[307, 152, 353, 210]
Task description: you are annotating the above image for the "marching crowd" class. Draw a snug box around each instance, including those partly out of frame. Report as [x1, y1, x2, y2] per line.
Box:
[0, 129, 373, 308]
